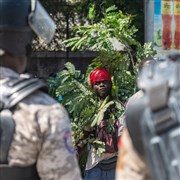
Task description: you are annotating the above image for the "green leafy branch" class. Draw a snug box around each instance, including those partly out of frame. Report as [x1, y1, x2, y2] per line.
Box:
[48, 62, 124, 154]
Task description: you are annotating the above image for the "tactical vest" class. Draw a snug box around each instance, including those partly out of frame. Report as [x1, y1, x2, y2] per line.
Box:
[0, 77, 47, 180]
[126, 55, 180, 180]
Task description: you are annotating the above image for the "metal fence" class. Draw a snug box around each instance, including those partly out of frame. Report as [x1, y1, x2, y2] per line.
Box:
[28, 51, 99, 78]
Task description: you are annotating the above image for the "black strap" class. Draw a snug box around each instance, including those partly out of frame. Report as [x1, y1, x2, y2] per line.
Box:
[0, 109, 15, 164]
[0, 164, 40, 180]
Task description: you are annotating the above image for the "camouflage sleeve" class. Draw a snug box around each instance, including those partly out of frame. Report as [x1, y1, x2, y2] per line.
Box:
[36, 104, 82, 180]
[116, 128, 151, 180]
[118, 112, 126, 136]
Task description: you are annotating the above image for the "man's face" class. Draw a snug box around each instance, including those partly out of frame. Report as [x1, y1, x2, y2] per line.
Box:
[92, 80, 112, 99]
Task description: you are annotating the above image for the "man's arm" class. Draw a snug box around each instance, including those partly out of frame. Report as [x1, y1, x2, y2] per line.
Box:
[37, 104, 82, 180]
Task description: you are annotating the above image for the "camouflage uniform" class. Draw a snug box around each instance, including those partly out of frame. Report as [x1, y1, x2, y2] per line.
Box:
[116, 128, 151, 180]
[0, 67, 81, 180]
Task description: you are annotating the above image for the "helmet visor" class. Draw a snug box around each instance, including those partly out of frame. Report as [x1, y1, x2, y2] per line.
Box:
[28, 0, 56, 43]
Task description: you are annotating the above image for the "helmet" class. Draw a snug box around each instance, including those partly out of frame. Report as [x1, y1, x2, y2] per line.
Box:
[0, 0, 56, 56]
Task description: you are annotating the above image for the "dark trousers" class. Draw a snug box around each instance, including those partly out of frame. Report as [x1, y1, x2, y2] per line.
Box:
[84, 164, 115, 180]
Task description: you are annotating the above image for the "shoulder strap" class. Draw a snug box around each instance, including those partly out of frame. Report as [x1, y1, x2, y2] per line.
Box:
[0, 164, 40, 180]
[0, 109, 15, 163]
[1, 78, 47, 110]
[0, 78, 47, 164]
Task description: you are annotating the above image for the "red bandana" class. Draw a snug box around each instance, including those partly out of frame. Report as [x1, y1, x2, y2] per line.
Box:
[89, 68, 111, 87]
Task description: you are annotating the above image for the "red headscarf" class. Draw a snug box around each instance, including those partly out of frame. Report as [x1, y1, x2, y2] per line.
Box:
[89, 68, 112, 87]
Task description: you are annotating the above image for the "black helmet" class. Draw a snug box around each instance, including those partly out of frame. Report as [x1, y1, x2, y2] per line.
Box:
[0, 0, 56, 56]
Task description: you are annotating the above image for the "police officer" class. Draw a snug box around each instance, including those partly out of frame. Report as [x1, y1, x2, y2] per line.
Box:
[116, 54, 180, 180]
[0, 0, 81, 179]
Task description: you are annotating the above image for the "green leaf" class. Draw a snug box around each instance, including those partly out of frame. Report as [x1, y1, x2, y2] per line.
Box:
[88, 3, 96, 21]
[105, 5, 117, 13]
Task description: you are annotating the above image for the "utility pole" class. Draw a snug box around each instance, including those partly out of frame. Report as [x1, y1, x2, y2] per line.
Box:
[144, 0, 154, 44]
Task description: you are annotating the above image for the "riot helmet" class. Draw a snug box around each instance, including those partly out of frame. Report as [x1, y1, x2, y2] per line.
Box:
[0, 0, 56, 56]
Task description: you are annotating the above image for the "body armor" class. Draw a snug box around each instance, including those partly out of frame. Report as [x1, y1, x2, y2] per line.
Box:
[0, 77, 47, 180]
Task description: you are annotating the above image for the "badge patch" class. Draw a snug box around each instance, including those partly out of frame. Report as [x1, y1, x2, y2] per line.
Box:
[63, 130, 75, 154]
